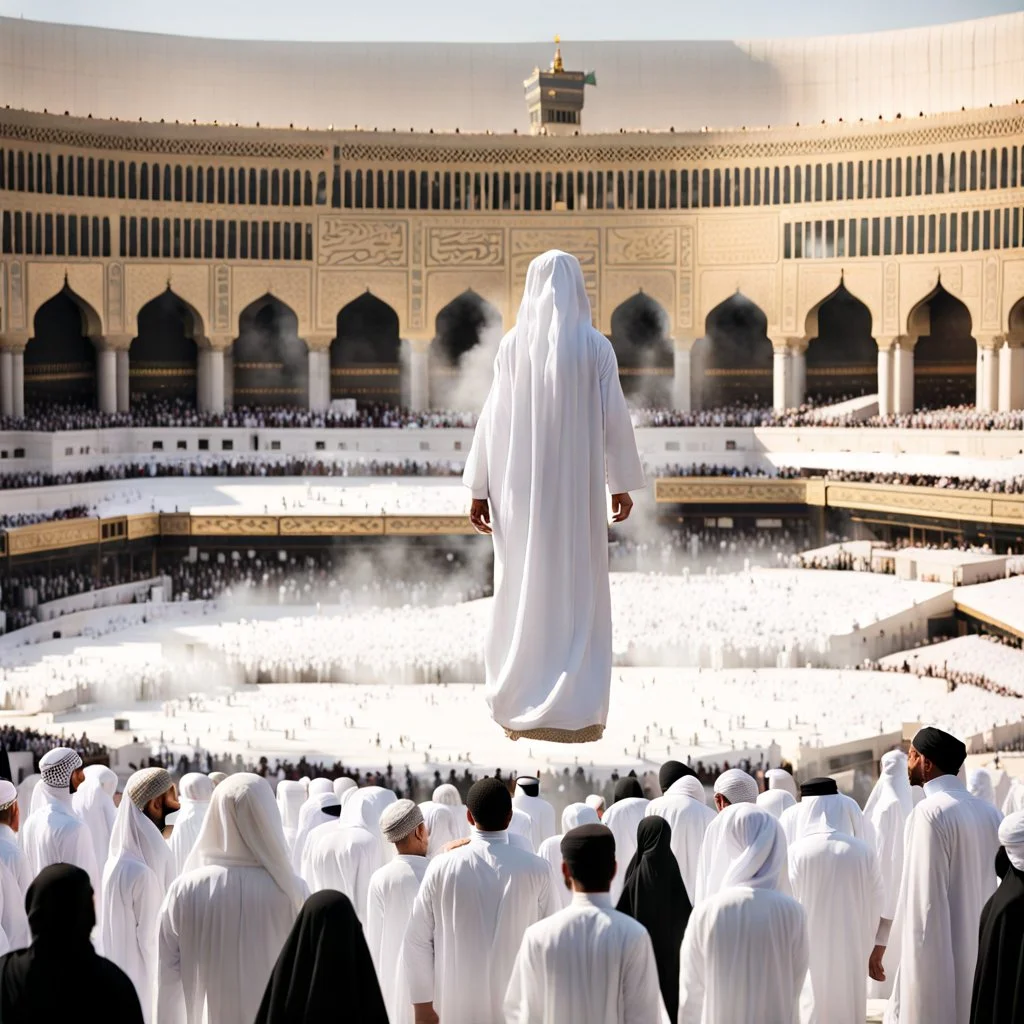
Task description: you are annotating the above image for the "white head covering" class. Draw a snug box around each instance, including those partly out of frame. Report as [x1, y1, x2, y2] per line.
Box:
[560, 802, 600, 833]
[864, 750, 914, 819]
[585, 794, 606, 815]
[1003, 779, 1024, 816]
[380, 800, 425, 845]
[85, 763, 119, 797]
[756, 789, 796, 820]
[764, 769, 799, 801]
[72, 764, 118, 848]
[420, 802, 461, 856]
[717, 804, 788, 892]
[291, 792, 342, 870]
[333, 777, 357, 801]
[169, 773, 216, 876]
[0, 781, 16, 812]
[783, 791, 867, 846]
[275, 780, 306, 844]
[307, 778, 333, 797]
[668, 776, 710, 806]
[999, 809, 1024, 872]
[432, 784, 462, 807]
[968, 768, 998, 808]
[39, 747, 82, 789]
[184, 773, 304, 912]
[105, 768, 175, 891]
[340, 786, 397, 838]
[208, 772, 227, 786]
[714, 769, 759, 807]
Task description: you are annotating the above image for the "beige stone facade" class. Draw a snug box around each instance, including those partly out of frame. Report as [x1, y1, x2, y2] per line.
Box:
[1, 103, 1023, 415]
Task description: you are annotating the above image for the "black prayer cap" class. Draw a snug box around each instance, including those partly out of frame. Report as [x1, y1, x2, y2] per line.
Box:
[659, 760, 696, 793]
[913, 726, 967, 775]
[561, 824, 616, 878]
[614, 776, 644, 802]
[467, 777, 512, 830]
[515, 777, 540, 798]
[800, 777, 838, 797]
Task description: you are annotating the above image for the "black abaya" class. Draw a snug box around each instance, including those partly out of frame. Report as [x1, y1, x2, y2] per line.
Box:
[0, 864, 144, 1024]
[616, 816, 691, 1023]
[254, 890, 389, 1024]
[970, 861, 1024, 1024]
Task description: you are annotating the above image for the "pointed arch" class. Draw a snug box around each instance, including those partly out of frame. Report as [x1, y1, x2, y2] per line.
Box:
[233, 294, 308, 408]
[908, 283, 975, 407]
[431, 290, 502, 410]
[692, 293, 772, 408]
[609, 291, 673, 406]
[130, 288, 200, 405]
[804, 282, 877, 400]
[330, 292, 402, 405]
[25, 286, 100, 407]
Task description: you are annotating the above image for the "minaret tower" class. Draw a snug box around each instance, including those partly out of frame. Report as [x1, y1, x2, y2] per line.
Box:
[524, 37, 595, 136]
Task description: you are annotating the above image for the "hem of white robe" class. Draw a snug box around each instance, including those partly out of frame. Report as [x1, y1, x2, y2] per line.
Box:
[503, 724, 605, 743]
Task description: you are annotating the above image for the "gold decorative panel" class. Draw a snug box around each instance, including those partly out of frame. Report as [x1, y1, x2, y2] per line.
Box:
[825, 484, 992, 522]
[190, 516, 280, 536]
[606, 227, 677, 267]
[384, 515, 476, 536]
[6, 518, 100, 556]
[127, 514, 160, 540]
[427, 228, 503, 267]
[159, 513, 192, 536]
[279, 516, 384, 536]
[318, 220, 406, 268]
[655, 478, 808, 504]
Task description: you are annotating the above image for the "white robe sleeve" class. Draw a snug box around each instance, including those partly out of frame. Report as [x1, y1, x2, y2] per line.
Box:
[598, 341, 645, 496]
[403, 866, 438, 1006]
[462, 356, 501, 500]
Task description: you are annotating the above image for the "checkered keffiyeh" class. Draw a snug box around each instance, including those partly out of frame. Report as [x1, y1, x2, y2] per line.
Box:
[0, 781, 16, 812]
[126, 768, 173, 811]
[39, 748, 83, 789]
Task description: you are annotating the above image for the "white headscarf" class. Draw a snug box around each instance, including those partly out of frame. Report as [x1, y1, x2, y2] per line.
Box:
[333, 778, 357, 801]
[968, 768, 998, 808]
[718, 804, 788, 892]
[585, 794, 606, 816]
[432, 783, 470, 837]
[864, 750, 914, 819]
[421, 802, 462, 857]
[667, 776, 710, 806]
[291, 792, 342, 870]
[104, 778, 175, 893]
[184, 773, 304, 913]
[999, 809, 1024, 872]
[169, 773, 216, 876]
[275, 780, 306, 846]
[756, 789, 796, 820]
[782, 792, 867, 846]
[340, 786, 397, 838]
[73, 764, 118, 867]
[764, 769, 799, 801]
[714, 769, 759, 807]
[307, 778, 333, 797]
[561, 802, 600, 833]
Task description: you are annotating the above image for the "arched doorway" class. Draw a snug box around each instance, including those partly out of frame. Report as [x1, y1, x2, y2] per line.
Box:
[805, 284, 877, 400]
[692, 294, 772, 408]
[130, 289, 200, 406]
[25, 287, 98, 407]
[911, 286, 975, 407]
[330, 293, 401, 406]
[431, 290, 501, 409]
[609, 292, 673, 407]
[233, 295, 308, 408]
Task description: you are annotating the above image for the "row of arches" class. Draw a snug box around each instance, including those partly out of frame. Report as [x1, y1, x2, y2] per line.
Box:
[20, 281, 1021, 411]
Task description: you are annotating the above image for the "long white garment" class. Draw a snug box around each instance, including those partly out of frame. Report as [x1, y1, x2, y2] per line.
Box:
[431, 784, 471, 838]
[757, 789, 796, 819]
[404, 829, 556, 1024]
[73, 764, 118, 874]
[0, 823, 32, 896]
[0, 827, 31, 950]
[1003, 779, 1024, 815]
[967, 768, 1000, 809]
[679, 805, 808, 1024]
[21, 783, 100, 894]
[864, 751, 913, 1000]
[509, 808, 536, 852]
[601, 797, 650, 904]
[789, 828, 883, 1024]
[885, 773, 1002, 1024]
[646, 779, 716, 898]
[512, 788, 557, 850]
[463, 250, 645, 737]
[537, 804, 601, 909]
[156, 774, 306, 1024]
[365, 854, 430, 1024]
[290, 792, 340, 871]
[275, 780, 306, 851]
[101, 797, 175, 1023]
[780, 792, 873, 849]
[168, 774, 214, 877]
[504, 891, 669, 1024]
[420, 803, 461, 857]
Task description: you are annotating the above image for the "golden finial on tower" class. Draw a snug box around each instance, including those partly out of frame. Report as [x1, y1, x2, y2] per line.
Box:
[552, 35, 564, 73]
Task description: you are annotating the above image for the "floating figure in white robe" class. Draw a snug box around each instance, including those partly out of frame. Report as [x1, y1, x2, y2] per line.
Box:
[366, 800, 431, 1024]
[101, 768, 177, 1023]
[601, 777, 650, 905]
[787, 778, 884, 1024]
[404, 777, 556, 1024]
[73, 764, 118, 875]
[646, 762, 715, 898]
[679, 805, 808, 1024]
[157, 773, 307, 1024]
[882, 727, 1002, 1024]
[505, 824, 667, 1024]
[21, 747, 99, 896]
[0, 780, 31, 950]
[512, 777, 556, 850]
[167, 773, 214, 877]
[464, 249, 645, 743]
[756, 768, 798, 820]
[537, 802, 600, 909]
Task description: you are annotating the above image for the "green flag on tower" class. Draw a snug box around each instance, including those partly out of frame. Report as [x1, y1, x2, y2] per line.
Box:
[584, 70, 597, 87]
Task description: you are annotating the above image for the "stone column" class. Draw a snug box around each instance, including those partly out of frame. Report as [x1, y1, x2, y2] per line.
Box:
[116, 350, 130, 412]
[772, 342, 792, 413]
[12, 350, 23, 418]
[0, 336, 28, 419]
[786, 338, 807, 409]
[223, 350, 234, 408]
[406, 338, 430, 412]
[304, 335, 333, 412]
[97, 347, 117, 414]
[977, 337, 1000, 413]
[876, 341, 893, 417]
[998, 337, 1024, 412]
[892, 338, 915, 414]
[672, 338, 693, 412]
[0, 347, 12, 417]
[208, 348, 225, 414]
[196, 348, 211, 412]
[976, 346, 984, 408]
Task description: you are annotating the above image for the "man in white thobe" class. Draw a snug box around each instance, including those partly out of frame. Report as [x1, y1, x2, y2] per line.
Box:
[167, 773, 215, 876]
[512, 777, 556, 850]
[73, 763, 119, 876]
[757, 768, 798, 819]
[102, 768, 177, 1023]
[601, 778, 650, 905]
[465, 249, 645, 743]
[864, 750, 914, 1000]
[646, 761, 715, 898]
[431, 783, 471, 838]
[881, 727, 1002, 1024]
[505, 824, 668, 1024]
[366, 800, 431, 1024]
[693, 769, 763, 904]
[404, 778, 556, 1024]
[0, 781, 30, 950]
[291, 791, 341, 871]
[302, 785, 394, 922]
[21, 747, 99, 895]
[787, 778, 884, 1024]
[679, 805, 809, 1024]
[275, 779, 306, 851]
[537, 803, 601, 909]
[779, 779, 872, 849]
[157, 773, 307, 1024]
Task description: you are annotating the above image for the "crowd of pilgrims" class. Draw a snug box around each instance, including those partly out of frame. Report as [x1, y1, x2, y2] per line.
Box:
[870, 643, 1024, 700]
[0, 504, 91, 531]
[0, 728, 1021, 1022]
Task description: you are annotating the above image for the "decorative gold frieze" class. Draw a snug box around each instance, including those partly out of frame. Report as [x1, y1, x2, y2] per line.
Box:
[319, 220, 406, 268]
[655, 478, 808, 505]
[159, 513, 192, 536]
[6, 518, 100, 556]
[190, 516, 280, 536]
[383, 515, 476, 536]
[126, 514, 161, 540]
[278, 516, 384, 536]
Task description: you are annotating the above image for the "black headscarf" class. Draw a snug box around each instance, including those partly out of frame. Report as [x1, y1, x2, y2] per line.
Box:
[614, 777, 644, 802]
[254, 890, 389, 1024]
[970, 862, 1024, 1024]
[659, 761, 695, 793]
[616, 817, 691, 1023]
[0, 864, 144, 1023]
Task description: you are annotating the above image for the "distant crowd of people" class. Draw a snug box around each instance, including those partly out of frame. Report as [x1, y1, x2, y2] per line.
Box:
[822, 468, 1024, 495]
[654, 463, 803, 479]
[0, 504, 91, 530]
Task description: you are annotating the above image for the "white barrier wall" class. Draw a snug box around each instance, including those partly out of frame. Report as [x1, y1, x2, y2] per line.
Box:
[35, 576, 170, 622]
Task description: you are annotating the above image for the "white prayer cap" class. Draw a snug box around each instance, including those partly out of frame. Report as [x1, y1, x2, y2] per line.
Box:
[380, 799, 424, 844]
[126, 767, 174, 812]
[585, 794, 606, 814]
[764, 769, 798, 800]
[308, 778, 333, 796]
[0, 780, 16, 812]
[39, 747, 83, 789]
[719, 804, 787, 891]
[561, 802, 599, 833]
[999, 809, 1024, 872]
[432, 784, 462, 807]
[714, 769, 758, 807]
[333, 777, 357, 801]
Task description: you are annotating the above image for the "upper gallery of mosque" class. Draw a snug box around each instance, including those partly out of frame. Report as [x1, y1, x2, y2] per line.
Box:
[0, 12, 1021, 136]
